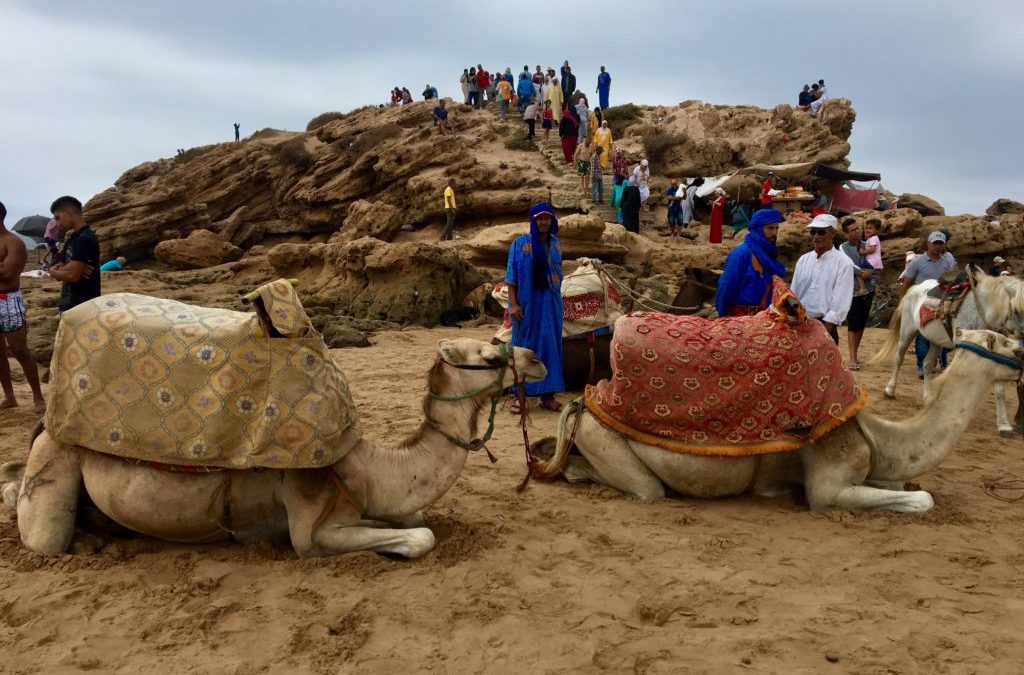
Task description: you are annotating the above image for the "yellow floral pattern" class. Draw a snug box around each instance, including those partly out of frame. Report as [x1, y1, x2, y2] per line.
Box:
[46, 280, 362, 469]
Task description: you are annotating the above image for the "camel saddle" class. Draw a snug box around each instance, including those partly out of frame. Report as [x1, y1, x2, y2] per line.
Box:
[920, 270, 971, 333]
[46, 279, 363, 469]
[586, 279, 867, 456]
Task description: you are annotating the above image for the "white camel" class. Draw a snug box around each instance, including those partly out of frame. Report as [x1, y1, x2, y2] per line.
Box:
[0, 339, 545, 558]
[876, 269, 1024, 436]
[533, 329, 1022, 512]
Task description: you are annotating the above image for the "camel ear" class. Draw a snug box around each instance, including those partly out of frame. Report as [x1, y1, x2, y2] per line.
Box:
[437, 340, 465, 365]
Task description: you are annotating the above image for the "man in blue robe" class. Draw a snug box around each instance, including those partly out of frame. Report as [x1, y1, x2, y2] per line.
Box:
[715, 208, 787, 316]
[596, 66, 612, 110]
[506, 203, 564, 412]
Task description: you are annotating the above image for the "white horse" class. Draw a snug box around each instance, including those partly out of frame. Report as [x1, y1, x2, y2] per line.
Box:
[876, 268, 1024, 436]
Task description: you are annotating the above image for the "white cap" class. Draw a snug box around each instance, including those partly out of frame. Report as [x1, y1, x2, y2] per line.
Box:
[641, 159, 649, 167]
[806, 214, 838, 229]
[994, 256, 1006, 264]
[927, 231, 947, 244]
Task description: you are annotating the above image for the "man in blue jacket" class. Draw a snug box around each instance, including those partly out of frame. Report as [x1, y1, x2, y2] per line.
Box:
[715, 208, 787, 316]
[516, 73, 535, 114]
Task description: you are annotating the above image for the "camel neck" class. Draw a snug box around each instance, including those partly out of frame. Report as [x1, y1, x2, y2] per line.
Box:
[868, 354, 994, 481]
[352, 397, 482, 519]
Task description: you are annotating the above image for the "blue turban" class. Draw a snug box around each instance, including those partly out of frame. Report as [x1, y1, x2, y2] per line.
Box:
[529, 203, 558, 288]
[744, 208, 786, 278]
[748, 208, 784, 233]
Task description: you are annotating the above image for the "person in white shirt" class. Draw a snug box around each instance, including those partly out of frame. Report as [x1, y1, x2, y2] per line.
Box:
[790, 214, 854, 344]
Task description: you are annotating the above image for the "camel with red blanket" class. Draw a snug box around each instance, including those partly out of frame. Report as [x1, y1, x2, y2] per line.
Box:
[531, 284, 1023, 513]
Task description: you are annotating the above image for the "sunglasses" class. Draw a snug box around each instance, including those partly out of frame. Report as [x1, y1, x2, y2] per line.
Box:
[809, 228, 831, 236]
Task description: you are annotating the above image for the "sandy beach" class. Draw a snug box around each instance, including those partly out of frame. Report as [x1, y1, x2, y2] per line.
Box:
[0, 323, 1022, 674]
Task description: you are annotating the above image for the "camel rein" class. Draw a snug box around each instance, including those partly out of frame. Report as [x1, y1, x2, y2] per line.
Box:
[426, 342, 518, 462]
[593, 262, 704, 313]
[954, 341, 1024, 371]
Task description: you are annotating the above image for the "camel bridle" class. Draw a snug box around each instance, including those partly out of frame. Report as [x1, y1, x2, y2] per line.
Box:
[426, 342, 519, 460]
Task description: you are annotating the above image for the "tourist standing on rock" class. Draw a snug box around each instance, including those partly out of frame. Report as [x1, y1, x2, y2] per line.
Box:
[545, 78, 564, 123]
[619, 179, 642, 234]
[840, 220, 876, 370]
[440, 179, 457, 241]
[542, 101, 554, 140]
[709, 188, 728, 244]
[460, 69, 471, 104]
[0, 200, 46, 412]
[575, 98, 589, 142]
[666, 180, 684, 232]
[797, 84, 812, 110]
[612, 147, 629, 186]
[506, 203, 564, 413]
[234, 122, 240, 142]
[467, 68, 480, 108]
[901, 230, 956, 375]
[631, 159, 651, 211]
[476, 66, 489, 108]
[590, 146, 604, 204]
[48, 196, 100, 314]
[593, 121, 612, 171]
[561, 66, 577, 102]
[423, 84, 438, 100]
[523, 99, 539, 140]
[559, 106, 579, 164]
[672, 177, 702, 238]
[497, 77, 513, 119]
[791, 214, 854, 344]
[432, 99, 452, 134]
[516, 73, 535, 114]
[715, 208, 786, 317]
[596, 66, 612, 109]
[533, 65, 544, 87]
[574, 137, 595, 196]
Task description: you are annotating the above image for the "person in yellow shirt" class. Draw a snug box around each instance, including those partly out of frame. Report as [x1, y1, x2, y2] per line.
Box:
[593, 120, 613, 170]
[441, 179, 457, 240]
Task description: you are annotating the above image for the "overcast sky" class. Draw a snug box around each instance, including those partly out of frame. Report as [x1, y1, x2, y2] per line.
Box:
[2, 0, 1021, 226]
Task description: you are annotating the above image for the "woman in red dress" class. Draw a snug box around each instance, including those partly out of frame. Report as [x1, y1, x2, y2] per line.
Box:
[709, 188, 727, 244]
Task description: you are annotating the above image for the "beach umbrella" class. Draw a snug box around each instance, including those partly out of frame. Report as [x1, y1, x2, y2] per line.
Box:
[12, 215, 50, 240]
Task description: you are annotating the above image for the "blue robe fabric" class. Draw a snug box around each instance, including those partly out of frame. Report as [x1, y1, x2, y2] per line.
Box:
[505, 205, 564, 396]
[715, 209, 788, 316]
[597, 72, 611, 109]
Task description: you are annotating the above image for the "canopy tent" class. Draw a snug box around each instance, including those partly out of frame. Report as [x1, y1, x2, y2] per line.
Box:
[695, 162, 815, 199]
[808, 163, 881, 183]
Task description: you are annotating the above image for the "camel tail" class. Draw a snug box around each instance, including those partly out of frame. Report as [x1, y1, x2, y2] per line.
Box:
[531, 397, 582, 479]
[871, 294, 906, 364]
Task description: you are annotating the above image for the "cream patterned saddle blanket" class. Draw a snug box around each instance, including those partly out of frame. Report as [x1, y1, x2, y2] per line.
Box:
[46, 279, 362, 469]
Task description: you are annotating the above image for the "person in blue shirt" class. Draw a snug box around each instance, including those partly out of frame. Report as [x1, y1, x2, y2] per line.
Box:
[506, 203, 564, 412]
[715, 208, 787, 317]
[99, 256, 126, 272]
[797, 84, 812, 109]
[516, 74, 535, 114]
[596, 66, 612, 109]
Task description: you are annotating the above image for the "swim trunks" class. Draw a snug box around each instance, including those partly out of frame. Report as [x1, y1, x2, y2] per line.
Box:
[576, 159, 591, 176]
[0, 289, 27, 333]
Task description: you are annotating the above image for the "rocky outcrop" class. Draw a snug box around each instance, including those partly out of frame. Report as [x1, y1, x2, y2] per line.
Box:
[154, 229, 244, 270]
[267, 237, 486, 326]
[897, 193, 945, 217]
[986, 199, 1024, 217]
[462, 213, 630, 269]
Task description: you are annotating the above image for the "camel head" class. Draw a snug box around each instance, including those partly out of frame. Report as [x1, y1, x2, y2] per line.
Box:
[435, 338, 547, 395]
[953, 328, 1024, 381]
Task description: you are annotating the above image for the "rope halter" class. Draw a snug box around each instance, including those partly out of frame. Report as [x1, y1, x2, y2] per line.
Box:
[426, 342, 518, 460]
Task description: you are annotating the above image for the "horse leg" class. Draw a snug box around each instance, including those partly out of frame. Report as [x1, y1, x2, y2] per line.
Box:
[884, 325, 916, 399]
[572, 413, 666, 501]
[1015, 382, 1024, 433]
[16, 432, 83, 555]
[994, 383, 1015, 437]
[802, 423, 933, 513]
[921, 342, 941, 399]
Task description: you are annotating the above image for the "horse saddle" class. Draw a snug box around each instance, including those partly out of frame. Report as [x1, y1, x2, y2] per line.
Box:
[926, 270, 970, 301]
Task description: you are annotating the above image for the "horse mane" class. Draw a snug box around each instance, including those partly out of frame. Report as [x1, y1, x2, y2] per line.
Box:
[976, 272, 1024, 330]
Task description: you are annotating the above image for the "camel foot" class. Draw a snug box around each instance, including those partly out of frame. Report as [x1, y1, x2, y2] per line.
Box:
[889, 491, 934, 513]
[998, 427, 1015, 438]
[388, 528, 436, 559]
[883, 387, 896, 399]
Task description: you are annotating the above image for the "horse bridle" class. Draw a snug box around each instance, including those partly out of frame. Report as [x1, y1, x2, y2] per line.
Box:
[426, 342, 518, 459]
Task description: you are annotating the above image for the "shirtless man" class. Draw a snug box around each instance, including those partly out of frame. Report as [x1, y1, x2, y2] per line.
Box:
[0, 201, 46, 411]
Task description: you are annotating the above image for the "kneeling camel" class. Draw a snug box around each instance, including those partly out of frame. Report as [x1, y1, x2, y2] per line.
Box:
[1, 339, 545, 558]
[534, 329, 1021, 513]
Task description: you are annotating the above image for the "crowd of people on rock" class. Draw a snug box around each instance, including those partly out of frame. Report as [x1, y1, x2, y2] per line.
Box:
[797, 79, 828, 115]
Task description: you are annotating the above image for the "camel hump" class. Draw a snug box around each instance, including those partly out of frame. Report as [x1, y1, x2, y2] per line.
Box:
[45, 288, 362, 470]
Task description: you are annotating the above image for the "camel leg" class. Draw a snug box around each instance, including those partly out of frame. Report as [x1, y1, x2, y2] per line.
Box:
[801, 424, 933, 514]
[921, 343, 941, 399]
[993, 383, 1014, 437]
[572, 414, 666, 501]
[314, 524, 437, 559]
[17, 434, 83, 554]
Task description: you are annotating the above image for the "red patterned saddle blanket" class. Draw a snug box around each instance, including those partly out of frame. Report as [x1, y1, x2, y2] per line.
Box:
[586, 292, 866, 456]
